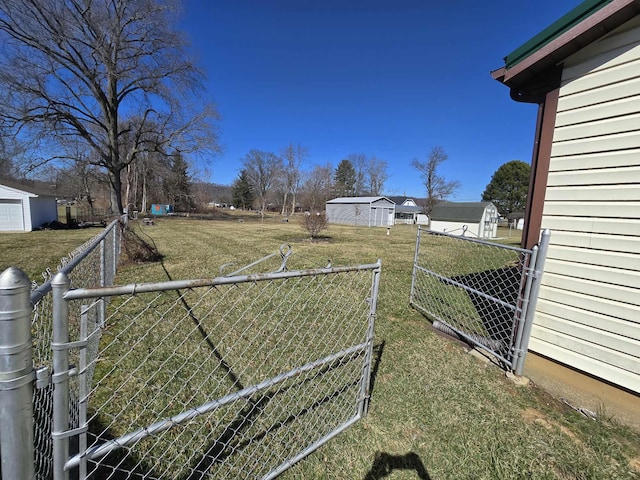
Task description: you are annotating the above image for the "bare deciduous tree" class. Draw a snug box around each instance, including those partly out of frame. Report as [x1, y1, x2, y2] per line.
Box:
[347, 153, 367, 196]
[242, 150, 283, 215]
[411, 146, 460, 215]
[301, 163, 333, 211]
[367, 156, 388, 196]
[280, 143, 308, 216]
[0, 0, 219, 214]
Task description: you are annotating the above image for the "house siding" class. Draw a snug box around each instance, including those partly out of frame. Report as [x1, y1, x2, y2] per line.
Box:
[533, 16, 640, 393]
[0, 184, 58, 231]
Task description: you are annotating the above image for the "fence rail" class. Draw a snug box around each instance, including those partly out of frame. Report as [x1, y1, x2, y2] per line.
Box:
[0, 224, 380, 480]
[51, 252, 380, 479]
[410, 228, 549, 373]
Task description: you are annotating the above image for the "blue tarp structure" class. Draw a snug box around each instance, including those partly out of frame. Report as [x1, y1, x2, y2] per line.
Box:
[150, 204, 173, 215]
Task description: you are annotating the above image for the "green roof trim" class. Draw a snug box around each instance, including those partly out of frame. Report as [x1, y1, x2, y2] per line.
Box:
[505, 0, 613, 68]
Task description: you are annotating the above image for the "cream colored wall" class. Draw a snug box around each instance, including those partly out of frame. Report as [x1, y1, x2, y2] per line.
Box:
[531, 16, 640, 393]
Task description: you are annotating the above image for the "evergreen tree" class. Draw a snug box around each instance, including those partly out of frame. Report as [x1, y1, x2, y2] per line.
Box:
[232, 169, 255, 210]
[482, 160, 530, 217]
[334, 159, 356, 197]
[164, 154, 193, 211]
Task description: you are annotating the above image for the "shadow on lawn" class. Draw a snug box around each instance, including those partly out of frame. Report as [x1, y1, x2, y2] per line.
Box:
[363, 451, 431, 479]
[449, 265, 522, 353]
[368, 341, 385, 405]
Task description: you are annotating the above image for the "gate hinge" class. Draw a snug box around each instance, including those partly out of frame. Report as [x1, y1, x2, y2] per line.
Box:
[524, 266, 541, 279]
[35, 366, 51, 389]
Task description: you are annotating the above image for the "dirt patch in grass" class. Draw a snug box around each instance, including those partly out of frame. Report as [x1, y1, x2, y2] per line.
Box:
[522, 407, 583, 446]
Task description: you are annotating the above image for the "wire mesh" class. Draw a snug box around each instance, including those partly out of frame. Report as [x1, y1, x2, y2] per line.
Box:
[29, 218, 123, 480]
[58, 257, 380, 479]
[410, 229, 531, 367]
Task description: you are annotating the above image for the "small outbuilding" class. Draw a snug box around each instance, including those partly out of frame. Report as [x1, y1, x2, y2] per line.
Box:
[326, 196, 395, 227]
[429, 202, 499, 239]
[0, 179, 59, 232]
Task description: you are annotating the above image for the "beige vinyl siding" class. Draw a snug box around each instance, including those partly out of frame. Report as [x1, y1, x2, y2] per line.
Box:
[534, 16, 640, 393]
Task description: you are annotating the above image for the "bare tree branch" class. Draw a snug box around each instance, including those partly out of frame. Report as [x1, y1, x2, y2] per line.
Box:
[0, 0, 219, 213]
[411, 146, 460, 215]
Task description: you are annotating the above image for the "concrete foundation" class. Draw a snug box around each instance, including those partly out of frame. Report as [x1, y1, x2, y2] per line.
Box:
[524, 352, 640, 432]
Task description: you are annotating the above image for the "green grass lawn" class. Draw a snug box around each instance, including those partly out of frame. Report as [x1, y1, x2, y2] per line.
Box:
[0, 227, 104, 281]
[1, 213, 639, 479]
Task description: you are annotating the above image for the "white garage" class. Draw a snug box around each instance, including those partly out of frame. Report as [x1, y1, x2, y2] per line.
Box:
[0, 181, 59, 232]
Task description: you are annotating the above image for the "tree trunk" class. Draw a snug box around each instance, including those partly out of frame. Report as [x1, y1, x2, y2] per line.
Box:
[108, 169, 124, 215]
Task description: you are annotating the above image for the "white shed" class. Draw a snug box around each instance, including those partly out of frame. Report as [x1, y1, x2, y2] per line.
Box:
[326, 197, 395, 227]
[429, 202, 499, 239]
[0, 181, 59, 232]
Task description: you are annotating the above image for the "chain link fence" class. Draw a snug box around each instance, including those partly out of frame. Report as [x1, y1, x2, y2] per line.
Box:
[410, 228, 549, 373]
[49, 249, 380, 479]
[0, 221, 380, 479]
[28, 217, 124, 480]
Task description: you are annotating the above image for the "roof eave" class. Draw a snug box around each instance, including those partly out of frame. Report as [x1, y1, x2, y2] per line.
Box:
[494, 0, 640, 102]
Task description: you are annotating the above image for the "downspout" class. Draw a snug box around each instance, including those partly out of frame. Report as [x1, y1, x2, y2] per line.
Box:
[520, 86, 559, 250]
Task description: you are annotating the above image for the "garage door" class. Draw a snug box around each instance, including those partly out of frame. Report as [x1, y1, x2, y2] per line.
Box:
[0, 199, 24, 231]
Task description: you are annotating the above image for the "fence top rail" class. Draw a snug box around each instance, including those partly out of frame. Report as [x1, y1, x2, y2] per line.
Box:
[418, 226, 532, 255]
[61, 259, 382, 300]
[29, 216, 122, 306]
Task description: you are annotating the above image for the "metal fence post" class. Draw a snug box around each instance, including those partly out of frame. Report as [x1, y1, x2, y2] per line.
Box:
[514, 229, 551, 375]
[359, 260, 382, 417]
[409, 227, 423, 305]
[0, 267, 35, 480]
[52, 272, 71, 480]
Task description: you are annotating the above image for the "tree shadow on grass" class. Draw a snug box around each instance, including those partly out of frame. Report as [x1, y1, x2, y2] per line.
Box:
[184, 357, 366, 479]
[363, 452, 431, 480]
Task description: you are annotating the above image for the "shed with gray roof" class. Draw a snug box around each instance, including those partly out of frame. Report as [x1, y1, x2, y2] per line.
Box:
[430, 202, 499, 239]
[326, 196, 395, 227]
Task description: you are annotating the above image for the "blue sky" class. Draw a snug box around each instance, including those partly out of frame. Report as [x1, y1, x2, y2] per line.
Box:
[181, 1, 582, 201]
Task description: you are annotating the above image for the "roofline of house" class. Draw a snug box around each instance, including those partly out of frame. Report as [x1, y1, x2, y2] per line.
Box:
[491, 0, 640, 103]
[327, 196, 394, 205]
[504, 0, 613, 69]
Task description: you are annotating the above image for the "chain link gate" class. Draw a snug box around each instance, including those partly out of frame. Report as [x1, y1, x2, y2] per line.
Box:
[49, 248, 381, 479]
[410, 228, 549, 374]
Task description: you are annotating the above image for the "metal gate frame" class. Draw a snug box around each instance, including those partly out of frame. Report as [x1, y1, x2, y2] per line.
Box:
[49, 256, 381, 479]
[410, 228, 549, 374]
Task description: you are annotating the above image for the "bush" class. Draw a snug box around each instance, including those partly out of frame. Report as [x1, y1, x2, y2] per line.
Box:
[301, 212, 328, 239]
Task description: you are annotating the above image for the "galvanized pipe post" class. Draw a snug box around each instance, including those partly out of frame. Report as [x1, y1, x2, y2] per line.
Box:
[359, 260, 382, 417]
[409, 227, 423, 305]
[514, 229, 551, 375]
[52, 272, 71, 480]
[0, 267, 35, 480]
